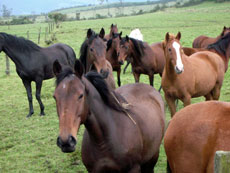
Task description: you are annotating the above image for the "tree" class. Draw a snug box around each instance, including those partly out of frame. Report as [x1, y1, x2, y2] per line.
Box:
[48, 13, 66, 28]
[1, 4, 12, 17]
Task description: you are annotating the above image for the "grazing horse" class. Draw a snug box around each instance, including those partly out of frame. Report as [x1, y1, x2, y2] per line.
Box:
[164, 101, 230, 172]
[80, 28, 116, 89]
[192, 26, 230, 48]
[53, 59, 165, 173]
[162, 32, 225, 117]
[183, 32, 230, 72]
[106, 32, 122, 86]
[104, 24, 118, 41]
[118, 36, 164, 87]
[0, 32, 76, 117]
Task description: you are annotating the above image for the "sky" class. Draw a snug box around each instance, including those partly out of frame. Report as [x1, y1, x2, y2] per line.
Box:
[0, 0, 150, 16]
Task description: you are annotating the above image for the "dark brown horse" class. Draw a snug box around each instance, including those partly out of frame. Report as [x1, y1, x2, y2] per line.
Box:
[106, 32, 122, 86]
[118, 36, 164, 87]
[104, 24, 118, 41]
[183, 32, 230, 72]
[192, 26, 230, 48]
[80, 28, 116, 89]
[0, 32, 76, 117]
[164, 101, 230, 172]
[53, 59, 165, 173]
[162, 32, 225, 117]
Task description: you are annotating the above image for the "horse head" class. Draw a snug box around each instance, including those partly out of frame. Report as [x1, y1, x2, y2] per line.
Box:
[53, 60, 87, 153]
[118, 35, 131, 65]
[221, 26, 230, 37]
[162, 32, 184, 74]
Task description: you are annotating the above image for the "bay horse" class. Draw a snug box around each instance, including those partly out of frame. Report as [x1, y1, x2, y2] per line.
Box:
[118, 36, 164, 88]
[164, 101, 230, 172]
[53, 59, 165, 173]
[104, 24, 118, 41]
[183, 32, 230, 72]
[80, 28, 116, 89]
[162, 32, 225, 117]
[192, 26, 230, 48]
[106, 32, 122, 86]
[0, 32, 76, 118]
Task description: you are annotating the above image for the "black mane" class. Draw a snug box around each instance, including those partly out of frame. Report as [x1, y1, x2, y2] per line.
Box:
[0, 32, 41, 54]
[121, 37, 145, 57]
[208, 32, 230, 59]
[55, 67, 74, 86]
[85, 71, 126, 113]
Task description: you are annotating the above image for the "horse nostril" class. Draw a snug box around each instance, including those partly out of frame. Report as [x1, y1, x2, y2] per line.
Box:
[57, 136, 62, 147]
[68, 135, 77, 147]
[119, 61, 124, 65]
[100, 69, 103, 74]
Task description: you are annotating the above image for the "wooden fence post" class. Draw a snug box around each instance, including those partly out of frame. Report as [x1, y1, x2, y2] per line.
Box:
[38, 27, 41, 44]
[5, 55, 10, 75]
[215, 151, 230, 173]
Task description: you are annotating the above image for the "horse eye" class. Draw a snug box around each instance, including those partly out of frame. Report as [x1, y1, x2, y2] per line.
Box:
[78, 94, 83, 100]
[168, 48, 172, 52]
[90, 48, 94, 52]
[125, 46, 128, 50]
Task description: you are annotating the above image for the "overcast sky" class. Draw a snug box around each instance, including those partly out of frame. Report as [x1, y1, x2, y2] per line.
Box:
[0, 0, 149, 15]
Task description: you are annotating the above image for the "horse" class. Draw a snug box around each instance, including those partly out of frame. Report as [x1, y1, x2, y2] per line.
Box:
[53, 59, 165, 173]
[161, 32, 225, 117]
[80, 28, 116, 89]
[118, 36, 164, 88]
[106, 32, 122, 86]
[0, 32, 76, 118]
[183, 32, 230, 72]
[164, 101, 230, 172]
[104, 24, 118, 41]
[192, 26, 230, 48]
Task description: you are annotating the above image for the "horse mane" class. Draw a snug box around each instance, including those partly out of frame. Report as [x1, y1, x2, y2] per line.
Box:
[106, 33, 120, 51]
[55, 67, 74, 86]
[85, 71, 127, 113]
[208, 32, 230, 59]
[129, 37, 145, 57]
[0, 32, 41, 53]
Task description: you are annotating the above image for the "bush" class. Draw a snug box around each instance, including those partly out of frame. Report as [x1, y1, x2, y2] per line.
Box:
[10, 17, 33, 25]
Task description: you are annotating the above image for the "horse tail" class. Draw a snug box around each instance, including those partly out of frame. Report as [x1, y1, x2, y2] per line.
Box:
[167, 160, 172, 173]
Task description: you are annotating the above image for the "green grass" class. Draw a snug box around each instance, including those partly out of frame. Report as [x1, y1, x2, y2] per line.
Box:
[0, 1, 230, 172]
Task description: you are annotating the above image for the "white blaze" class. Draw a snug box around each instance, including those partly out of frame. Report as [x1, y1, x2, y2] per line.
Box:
[172, 41, 184, 73]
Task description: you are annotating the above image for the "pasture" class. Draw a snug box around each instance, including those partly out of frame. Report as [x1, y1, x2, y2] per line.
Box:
[0, 1, 230, 172]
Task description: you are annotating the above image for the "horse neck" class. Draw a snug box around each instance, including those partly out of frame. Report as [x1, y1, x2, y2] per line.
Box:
[82, 77, 116, 144]
[129, 41, 141, 65]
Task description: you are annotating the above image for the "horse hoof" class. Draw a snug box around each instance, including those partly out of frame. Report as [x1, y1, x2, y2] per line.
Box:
[40, 112, 45, 116]
[26, 114, 33, 118]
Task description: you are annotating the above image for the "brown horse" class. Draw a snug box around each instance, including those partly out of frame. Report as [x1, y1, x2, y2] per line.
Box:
[162, 32, 225, 117]
[80, 28, 116, 89]
[118, 36, 164, 87]
[192, 26, 230, 48]
[53, 59, 165, 173]
[106, 32, 122, 86]
[164, 101, 230, 172]
[183, 32, 230, 72]
[104, 24, 118, 41]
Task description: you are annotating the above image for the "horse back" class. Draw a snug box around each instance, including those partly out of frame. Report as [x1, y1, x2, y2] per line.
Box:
[193, 35, 217, 48]
[164, 101, 230, 172]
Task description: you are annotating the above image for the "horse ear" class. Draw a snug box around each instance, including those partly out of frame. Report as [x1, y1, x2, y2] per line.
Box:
[176, 32, 181, 41]
[53, 60, 62, 76]
[119, 32, 122, 38]
[99, 28, 105, 39]
[74, 60, 84, 78]
[111, 24, 114, 28]
[126, 35, 129, 41]
[87, 28, 93, 38]
[165, 32, 170, 42]
[223, 26, 226, 30]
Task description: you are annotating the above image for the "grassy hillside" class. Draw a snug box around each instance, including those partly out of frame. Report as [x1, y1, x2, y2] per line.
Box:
[0, 1, 230, 172]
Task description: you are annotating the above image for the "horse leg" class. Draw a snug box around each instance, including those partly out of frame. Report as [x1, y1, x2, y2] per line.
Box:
[128, 164, 141, 173]
[133, 72, 140, 83]
[182, 95, 191, 107]
[117, 69, 121, 87]
[35, 80, 45, 116]
[123, 60, 130, 74]
[149, 75, 154, 87]
[165, 94, 176, 117]
[141, 150, 159, 173]
[205, 93, 213, 101]
[22, 80, 34, 118]
[211, 84, 221, 100]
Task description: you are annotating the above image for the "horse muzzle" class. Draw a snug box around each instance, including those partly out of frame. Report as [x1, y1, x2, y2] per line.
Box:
[57, 135, 77, 153]
[175, 66, 184, 74]
[119, 60, 124, 65]
[100, 69, 109, 79]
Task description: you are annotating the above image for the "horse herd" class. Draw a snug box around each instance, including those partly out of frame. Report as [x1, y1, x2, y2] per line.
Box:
[0, 25, 230, 172]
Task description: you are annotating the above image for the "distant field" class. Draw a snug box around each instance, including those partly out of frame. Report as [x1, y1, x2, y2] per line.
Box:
[0, 1, 230, 172]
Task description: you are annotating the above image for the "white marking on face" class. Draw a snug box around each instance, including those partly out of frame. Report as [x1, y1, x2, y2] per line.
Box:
[63, 84, 66, 89]
[172, 41, 184, 74]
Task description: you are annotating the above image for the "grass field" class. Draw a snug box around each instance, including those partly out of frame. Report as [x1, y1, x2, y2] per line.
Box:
[0, 1, 230, 172]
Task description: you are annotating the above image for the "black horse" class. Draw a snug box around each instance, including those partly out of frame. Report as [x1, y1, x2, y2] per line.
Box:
[0, 32, 76, 118]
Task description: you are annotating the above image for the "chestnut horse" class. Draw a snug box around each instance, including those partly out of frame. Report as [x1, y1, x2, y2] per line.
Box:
[183, 32, 230, 72]
[104, 24, 118, 41]
[164, 101, 230, 172]
[192, 26, 230, 48]
[106, 32, 122, 86]
[53, 60, 165, 173]
[162, 32, 225, 117]
[118, 36, 164, 87]
[80, 28, 115, 89]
